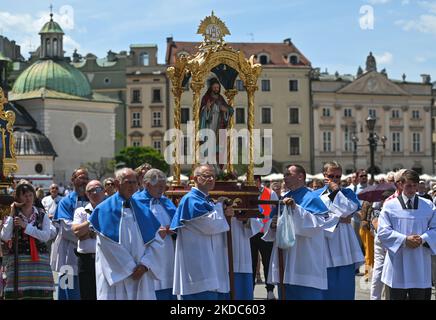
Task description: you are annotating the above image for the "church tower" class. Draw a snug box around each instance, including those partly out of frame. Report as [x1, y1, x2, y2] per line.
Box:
[39, 11, 64, 59]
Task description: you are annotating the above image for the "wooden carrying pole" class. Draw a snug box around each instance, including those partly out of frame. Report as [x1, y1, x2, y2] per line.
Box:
[13, 212, 19, 298]
[225, 215, 235, 300]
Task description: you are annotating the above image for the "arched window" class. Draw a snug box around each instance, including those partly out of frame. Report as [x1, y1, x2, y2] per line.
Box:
[53, 39, 58, 56]
[289, 54, 299, 65]
[141, 52, 149, 66]
[45, 39, 51, 56]
[259, 54, 268, 65]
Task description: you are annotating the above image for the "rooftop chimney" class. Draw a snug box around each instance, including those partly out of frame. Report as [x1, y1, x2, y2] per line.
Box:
[283, 38, 292, 45]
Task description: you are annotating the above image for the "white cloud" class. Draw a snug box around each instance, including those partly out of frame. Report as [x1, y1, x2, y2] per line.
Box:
[368, 0, 391, 4]
[397, 14, 436, 34]
[418, 1, 436, 13]
[374, 52, 393, 64]
[0, 8, 81, 58]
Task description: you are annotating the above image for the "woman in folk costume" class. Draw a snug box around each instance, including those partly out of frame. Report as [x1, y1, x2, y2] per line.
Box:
[0, 181, 54, 299]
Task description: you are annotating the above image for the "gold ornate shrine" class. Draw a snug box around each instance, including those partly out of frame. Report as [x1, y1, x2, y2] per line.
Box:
[0, 87, 18, 218]
[167, 11, 262, 186]
[0, 88, 18, 177]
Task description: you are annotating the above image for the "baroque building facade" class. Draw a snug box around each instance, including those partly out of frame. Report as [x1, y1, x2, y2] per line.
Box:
[312, 53, 433, 174]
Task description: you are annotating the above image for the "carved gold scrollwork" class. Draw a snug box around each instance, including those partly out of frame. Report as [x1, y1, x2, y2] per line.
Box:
[0, 87, 18, 177]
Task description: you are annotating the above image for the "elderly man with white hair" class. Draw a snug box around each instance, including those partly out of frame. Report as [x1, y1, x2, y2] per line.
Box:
[89, 168, 163, 300]
[135, 168, 177, 300]
[170, 164, 234, 300]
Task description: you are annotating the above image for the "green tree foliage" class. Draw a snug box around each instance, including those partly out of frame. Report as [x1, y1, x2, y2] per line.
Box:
[115, 146, 169, 173]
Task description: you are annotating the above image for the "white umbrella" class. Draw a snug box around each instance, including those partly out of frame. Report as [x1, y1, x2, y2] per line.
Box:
[262, 173, 284, 182]
[306, 173, 315, 180]
[313, 173, 324, 180]
[420, 174, 434, 181]
[167, 174, 189, 182]
[375, 173, 387, 181]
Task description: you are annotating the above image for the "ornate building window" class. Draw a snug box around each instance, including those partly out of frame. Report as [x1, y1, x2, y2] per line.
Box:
[323, 131, 332, 152]
[392, 132, 401, 152]
[289, 80, 298, 92]
[236, 79, 245, 91]
[152, 88, 161, 102]
[152, 111, 162, 127]
[412, 132, 421, 153]
[236, 107, 245, 124]
[261, 79, 271, 92]
[258, 54, 269, 65]
[344, 126, 353, 152]
[289, 108, 299, 124]
[153, 140, 162, 153]
[131, 89, 141, 103]
[344, 108, 352, 117]
[322, 107, 331, 117]
[132, 112, 141, 128]
[289, 54, 299, 65]
[141, 52, 149, 66]
[289, 137, 300, 155]
[261, 107, 272, 124]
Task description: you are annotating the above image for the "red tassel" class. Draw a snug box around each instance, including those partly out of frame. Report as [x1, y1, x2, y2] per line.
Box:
[29, 237, 39, 262]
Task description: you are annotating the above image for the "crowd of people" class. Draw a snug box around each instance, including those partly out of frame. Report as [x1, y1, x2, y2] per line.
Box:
[0, 161, 435, 300]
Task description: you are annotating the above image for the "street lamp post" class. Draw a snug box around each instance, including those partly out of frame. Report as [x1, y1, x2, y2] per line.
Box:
[366, 115, 387, 181]
[366, 116, 377, 181]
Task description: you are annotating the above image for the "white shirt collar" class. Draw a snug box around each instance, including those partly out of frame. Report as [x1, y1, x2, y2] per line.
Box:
[401, 193, 415, 205]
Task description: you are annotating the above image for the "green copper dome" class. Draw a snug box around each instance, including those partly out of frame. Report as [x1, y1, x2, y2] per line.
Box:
[12, 59, 92, 98]
[39, 18, 64, 34]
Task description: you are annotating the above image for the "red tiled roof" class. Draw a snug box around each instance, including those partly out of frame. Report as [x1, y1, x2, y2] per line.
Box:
[165, 39, 311, 67]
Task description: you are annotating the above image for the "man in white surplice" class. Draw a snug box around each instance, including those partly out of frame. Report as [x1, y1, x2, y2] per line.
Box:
[378, 169, 436, 300]
[313, 161, 364, 300]
[170, 164, 234, 300]
[263, 164, 345, 300]
[135, 168, 177, 300]
[89, 168, 163, 300]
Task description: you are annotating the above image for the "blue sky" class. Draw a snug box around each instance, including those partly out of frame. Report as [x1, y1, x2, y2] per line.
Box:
[1, 0, 436, 81]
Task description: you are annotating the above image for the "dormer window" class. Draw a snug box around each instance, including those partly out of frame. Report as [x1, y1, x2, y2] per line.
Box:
[259, 54, 269, 65]
[141, 52, 149, 66]
[289, 54, 299, 65]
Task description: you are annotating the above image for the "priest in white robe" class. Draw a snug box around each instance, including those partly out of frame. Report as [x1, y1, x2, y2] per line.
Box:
[170, 164, 234, 300]
[89, 168, 163, 300]
[378, 169, 436, 300]
[135, 168, 177, 300]
[263, 164, 343, 300]
[313, 161, 364, 300]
